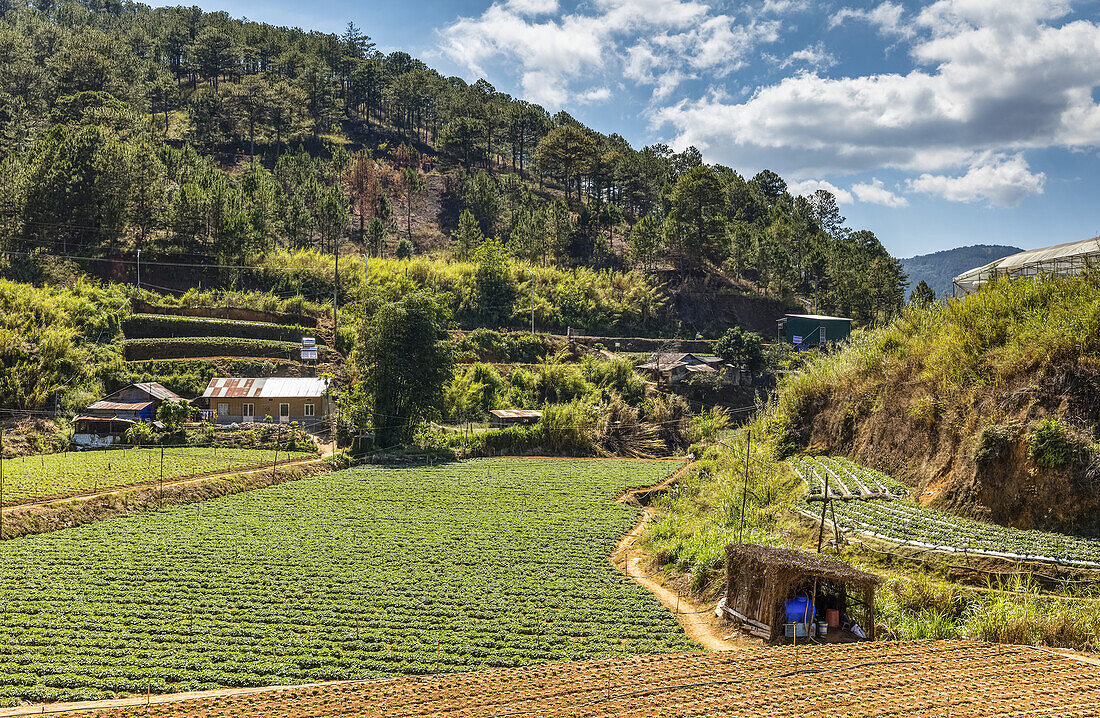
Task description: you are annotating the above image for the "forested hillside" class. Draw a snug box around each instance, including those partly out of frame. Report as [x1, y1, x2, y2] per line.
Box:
[0, 0, 906, 325]
[902, 245, 1021, 299]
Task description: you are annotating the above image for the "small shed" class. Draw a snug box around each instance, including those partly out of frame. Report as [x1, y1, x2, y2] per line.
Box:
[72, 416, 138, 447]
[636, 353, 722, 383]
[489, 409, 543, 428]
[722, 544, 880, 643]
[777, 314, 852, 347]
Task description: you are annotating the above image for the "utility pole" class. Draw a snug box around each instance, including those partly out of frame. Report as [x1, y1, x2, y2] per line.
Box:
[524, 268, 535, 334]
[136, 249, 141, 291]
[1, 429, 4, 541]
[333, 240, 340, 347]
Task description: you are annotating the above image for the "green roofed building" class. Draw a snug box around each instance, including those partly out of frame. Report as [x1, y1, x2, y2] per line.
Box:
[777, 314, 853, 348]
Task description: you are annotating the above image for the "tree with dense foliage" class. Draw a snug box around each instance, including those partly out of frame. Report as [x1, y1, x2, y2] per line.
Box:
[715, 326, 765, 371]
[452, 209, 484, 261]
[472, 238, 515, 323]
[909, 279, 936, 305]
[359, 292, 454, 446]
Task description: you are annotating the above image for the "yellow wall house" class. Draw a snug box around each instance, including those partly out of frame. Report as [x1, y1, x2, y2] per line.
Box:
[200, 377, 330, 427]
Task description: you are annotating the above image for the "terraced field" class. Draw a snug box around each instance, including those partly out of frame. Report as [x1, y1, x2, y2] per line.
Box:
[0, 459, 693, 703]
[0, 447, 310, 505]
[792, 457, 1100, 567]
[47, 642, 1100, 718]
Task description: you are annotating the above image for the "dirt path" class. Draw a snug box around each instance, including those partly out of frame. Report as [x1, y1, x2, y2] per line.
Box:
[610, 464, 749, 652]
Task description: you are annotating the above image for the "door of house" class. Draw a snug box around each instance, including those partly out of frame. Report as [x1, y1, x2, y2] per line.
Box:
[279, 403, 290, 423]
[217, 402, 229, 419]
[242, 403, 255, 422]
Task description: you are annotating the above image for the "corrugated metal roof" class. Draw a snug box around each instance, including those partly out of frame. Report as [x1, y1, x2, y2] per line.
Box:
[73, 415, 138, 425]
[489, 409, 543, 419]
[260, 377, 329, 398]
[202, 377, 329, 399]
[87, 401, 154, 411]
[132, 382, 182, 401]
[783, 314, 854, 322]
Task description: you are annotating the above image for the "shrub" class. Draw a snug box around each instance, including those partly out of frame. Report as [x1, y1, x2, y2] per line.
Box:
[1027, 418, 1079, 470]
[975, 423, 1014, 464]
[124, 422, 159, 445]
[395, 238, 413, 259]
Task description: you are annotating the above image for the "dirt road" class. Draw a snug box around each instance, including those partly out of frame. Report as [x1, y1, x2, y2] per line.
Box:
[610, 464, 749, 651]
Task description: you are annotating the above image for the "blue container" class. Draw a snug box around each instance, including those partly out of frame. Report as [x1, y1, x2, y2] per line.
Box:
[785, 597, 814, 624]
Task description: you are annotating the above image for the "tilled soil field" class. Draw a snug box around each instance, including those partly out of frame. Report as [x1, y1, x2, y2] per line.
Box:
[37, 641, 1100, 718]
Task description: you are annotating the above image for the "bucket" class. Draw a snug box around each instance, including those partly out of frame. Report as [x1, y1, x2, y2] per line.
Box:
[826, 609, 840, 628]
[817, 621, 828, 636]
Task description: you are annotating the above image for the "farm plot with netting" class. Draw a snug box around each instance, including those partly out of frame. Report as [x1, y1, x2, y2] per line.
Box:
[788, 456, 908, 499]
[791, 457, 1100, 567]
[0, 446, 311, 505]
[60, 641, 1100, 718]
[0, 458, 694, 703]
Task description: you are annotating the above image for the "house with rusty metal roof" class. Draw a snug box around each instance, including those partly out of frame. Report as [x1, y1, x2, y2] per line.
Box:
[197, 377, 330, 426]
[82, 382, 182, 422]
[73, 382, 184, 447]
[636, 352, 722, 383]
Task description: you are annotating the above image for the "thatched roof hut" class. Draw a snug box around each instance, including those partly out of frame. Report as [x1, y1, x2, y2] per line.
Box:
[723, 544, 881, 643]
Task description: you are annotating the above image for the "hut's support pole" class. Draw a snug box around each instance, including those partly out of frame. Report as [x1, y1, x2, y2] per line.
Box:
[738, 430, 751, 543]
[817, 481, 829, 553]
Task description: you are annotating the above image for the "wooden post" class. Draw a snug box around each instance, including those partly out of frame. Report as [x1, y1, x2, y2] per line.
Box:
[737, 430, 751, 544]
[817, 479, 829, 553]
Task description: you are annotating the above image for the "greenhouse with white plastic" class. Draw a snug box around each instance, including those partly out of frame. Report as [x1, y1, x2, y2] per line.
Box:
[952, 236, 1100, 295]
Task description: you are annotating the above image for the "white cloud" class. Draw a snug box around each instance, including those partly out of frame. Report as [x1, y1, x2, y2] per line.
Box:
[779, 42, 836, 70]
[761, 0, 810, 14]
[577, 86, 613, 104]
[852, 178, 909, 207]
[906, 153, 1045, 207]
[438, 0, 779, 108]
[655, 5, 1100, 182]
[505, 0, 559, 15]
[787, 178, 854, 204]
[830, 1, 909, 36]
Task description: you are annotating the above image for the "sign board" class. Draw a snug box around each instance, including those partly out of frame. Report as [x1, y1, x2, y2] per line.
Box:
[301, 348, 318, 360]
[301, 337, 316, 347]
[793, 335, 803, 345]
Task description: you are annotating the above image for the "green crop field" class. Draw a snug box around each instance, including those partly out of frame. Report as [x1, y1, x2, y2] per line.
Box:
[0, 458, 693, 702]
[0, 447, 311, 504]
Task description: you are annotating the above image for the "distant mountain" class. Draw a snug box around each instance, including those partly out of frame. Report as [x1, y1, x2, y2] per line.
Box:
[902, 245, 1023, 298]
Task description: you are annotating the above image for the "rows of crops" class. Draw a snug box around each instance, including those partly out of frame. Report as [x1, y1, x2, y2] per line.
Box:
[788, 456, 908, 499]
[792, 457, 1100, 567]
[0, 446, 310, 505]
[0, 459, 694, 702]
[63, 641, 1100, 718]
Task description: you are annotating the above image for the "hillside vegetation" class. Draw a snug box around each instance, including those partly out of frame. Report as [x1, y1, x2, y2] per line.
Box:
[0, 0, 904, 331]
[769, 272, 1100, 533]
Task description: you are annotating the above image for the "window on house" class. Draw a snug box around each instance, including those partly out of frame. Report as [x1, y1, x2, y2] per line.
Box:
[304, 403, 314, 416]
[279, 403, 290, 418]
[242, 403, 254, 417]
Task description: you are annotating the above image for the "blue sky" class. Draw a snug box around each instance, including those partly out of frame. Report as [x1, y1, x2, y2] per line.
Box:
[193, 0, 1100, 259]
